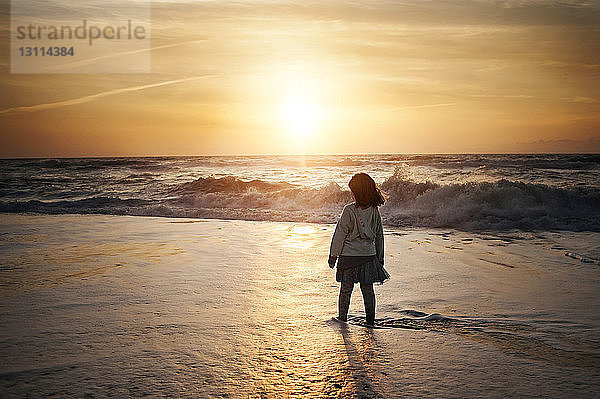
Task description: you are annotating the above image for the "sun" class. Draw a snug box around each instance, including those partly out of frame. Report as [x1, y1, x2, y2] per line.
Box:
[282, 92, 319, 139]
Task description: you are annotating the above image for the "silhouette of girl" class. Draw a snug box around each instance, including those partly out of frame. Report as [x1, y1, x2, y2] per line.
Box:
[329, 173, 390, 326]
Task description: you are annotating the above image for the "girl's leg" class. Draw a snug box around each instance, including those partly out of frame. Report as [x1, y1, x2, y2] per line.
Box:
[338, 279, 354, 322]
[360, 282, 375, 325]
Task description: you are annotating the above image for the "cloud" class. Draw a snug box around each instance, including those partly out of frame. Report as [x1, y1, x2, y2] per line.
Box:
[0, 75, 214, 115]
[561, 96, 598, 104]
[52, 39, 208, 71]
[389, 102, 457, 110]
[514, 137, 600, 153]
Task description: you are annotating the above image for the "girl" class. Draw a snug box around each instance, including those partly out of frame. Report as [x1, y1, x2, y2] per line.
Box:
[329, 173, 390, 326]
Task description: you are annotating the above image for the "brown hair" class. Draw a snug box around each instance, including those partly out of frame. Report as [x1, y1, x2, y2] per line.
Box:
[348, 172, 385, 208]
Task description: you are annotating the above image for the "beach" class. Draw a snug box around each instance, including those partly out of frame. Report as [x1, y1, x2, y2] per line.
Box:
[2, 0, 600, 394]
[1, 213, 599, 397]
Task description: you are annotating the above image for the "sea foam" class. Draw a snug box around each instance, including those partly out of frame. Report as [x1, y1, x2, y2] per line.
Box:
[2, 167, 599, 231]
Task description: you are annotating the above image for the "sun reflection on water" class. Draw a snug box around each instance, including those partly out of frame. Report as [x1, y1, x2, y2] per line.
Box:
[231, 223, 383, 398]
[282, 224, 321, 250]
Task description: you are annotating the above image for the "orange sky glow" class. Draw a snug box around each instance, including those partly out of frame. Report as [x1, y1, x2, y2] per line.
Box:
[1, 0, 599, 157]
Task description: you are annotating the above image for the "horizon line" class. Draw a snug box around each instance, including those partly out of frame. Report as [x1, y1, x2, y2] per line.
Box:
[1, 151, 599, 160]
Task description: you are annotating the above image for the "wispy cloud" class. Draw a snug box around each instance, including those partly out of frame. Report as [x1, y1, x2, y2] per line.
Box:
[561, 96, 598, 104]
[0, 76, 214, 115]
[514, 137, 600, 153]
[389, 102, 457, 110]
[51, 39, 208, 71]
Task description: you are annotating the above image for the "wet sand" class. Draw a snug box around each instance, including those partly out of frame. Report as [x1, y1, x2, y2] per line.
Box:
[1, 214, 599, 397]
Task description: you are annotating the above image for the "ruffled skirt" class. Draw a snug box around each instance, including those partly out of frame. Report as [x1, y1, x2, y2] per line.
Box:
[336, 257, 390, 284]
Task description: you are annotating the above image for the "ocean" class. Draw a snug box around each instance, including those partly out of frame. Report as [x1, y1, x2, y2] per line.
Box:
[1, 153, 599, 231]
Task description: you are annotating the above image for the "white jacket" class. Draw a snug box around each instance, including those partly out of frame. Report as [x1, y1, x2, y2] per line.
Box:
[329, 203, 384, 263]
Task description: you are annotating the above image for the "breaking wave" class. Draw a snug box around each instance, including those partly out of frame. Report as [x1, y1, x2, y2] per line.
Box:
[379, 169, 600, 231]
[2, 169, 599, 231]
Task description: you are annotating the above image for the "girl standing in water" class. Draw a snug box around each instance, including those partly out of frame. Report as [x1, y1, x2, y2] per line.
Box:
[329, 173, 390, 326]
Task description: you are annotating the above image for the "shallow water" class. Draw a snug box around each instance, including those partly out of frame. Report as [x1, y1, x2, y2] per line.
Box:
[1, 214, 599, 397]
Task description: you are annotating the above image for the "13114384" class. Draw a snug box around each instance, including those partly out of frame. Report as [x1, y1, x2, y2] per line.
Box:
[18, 46, 74, 56]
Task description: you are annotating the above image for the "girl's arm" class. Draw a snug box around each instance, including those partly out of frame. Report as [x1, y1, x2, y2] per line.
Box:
[375, 209, 384, 265]
[329, 206, 352, 260]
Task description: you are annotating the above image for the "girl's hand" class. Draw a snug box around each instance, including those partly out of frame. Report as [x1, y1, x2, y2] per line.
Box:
[328, 255, 337, 268]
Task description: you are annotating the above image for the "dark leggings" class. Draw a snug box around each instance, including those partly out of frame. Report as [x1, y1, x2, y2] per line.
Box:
[338, 279, 375, 325]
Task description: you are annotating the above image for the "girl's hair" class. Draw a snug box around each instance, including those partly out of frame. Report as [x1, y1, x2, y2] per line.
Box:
[348, 172, 385, 208]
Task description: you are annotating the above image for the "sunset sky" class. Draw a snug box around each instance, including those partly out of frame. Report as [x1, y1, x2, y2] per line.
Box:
[1, 0, 599, 157]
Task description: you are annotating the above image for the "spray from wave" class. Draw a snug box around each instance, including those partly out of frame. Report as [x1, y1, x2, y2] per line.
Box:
[2, 167, 599, 231]
[379, 168, 600, 230]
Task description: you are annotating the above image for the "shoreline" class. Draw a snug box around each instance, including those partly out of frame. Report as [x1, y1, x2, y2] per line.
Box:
[3, 210, 600, 236]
